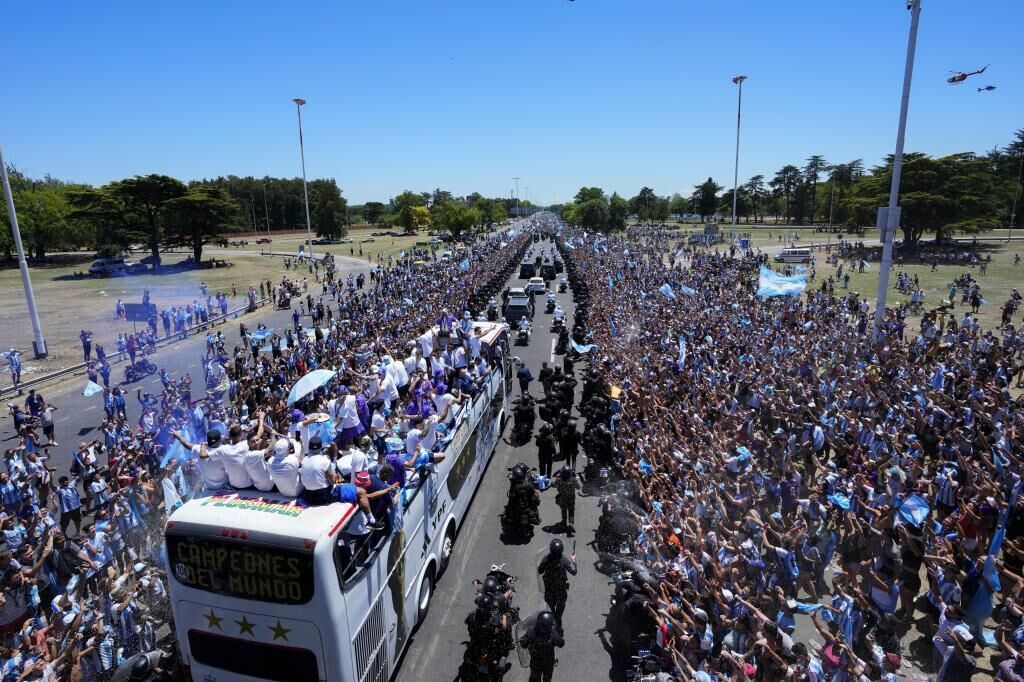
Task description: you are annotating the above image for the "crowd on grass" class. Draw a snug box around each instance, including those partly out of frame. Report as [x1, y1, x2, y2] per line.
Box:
[0, 226, 529, 680]
[560, 222, 1024, 681]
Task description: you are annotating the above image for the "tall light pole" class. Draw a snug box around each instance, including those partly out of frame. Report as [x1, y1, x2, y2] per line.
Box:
[730, 75, 747, 242]
[0, 145, 47, 358]
[827, 168, 836, 230]
[872, 0, 921, 342]
[292, 98, 314, 260]
[513, 177, 521, 222]
[525, 187, 529, 217]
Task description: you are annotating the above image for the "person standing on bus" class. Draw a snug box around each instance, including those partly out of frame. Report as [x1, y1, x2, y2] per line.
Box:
[171, 429, 228, 492]
[300, 437, 334, 505]
[267, 436, 304, 497]
[209, 425, 253, 490]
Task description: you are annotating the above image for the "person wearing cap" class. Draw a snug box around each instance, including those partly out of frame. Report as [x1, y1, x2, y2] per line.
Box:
[266, 435, 304, 497]
[300, 436, 335, 505]
[436, 308, 456, 350]
[209, 424, 255, 490]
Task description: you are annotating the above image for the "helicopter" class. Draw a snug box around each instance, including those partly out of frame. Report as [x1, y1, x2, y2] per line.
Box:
[977, 85, 996, 92]
[947, 65, 987, 84]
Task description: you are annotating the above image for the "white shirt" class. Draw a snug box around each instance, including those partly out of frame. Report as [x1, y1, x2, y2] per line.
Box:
[268, 441, 304, 497]
[338, 395, 361, 429]
[386, 357, 409, 388]
[379, 375, 399, 403]
[468, 336, 481, 359]
[243, 449, 274, 492]
[371, 410, 388, 435]
[406, 428, 423, 456]
[212, 441, 253, 489]
[451, 346, 467, 369]
[192, 445, 229, 491]
[433, 392, 456, 423]
[299, 453, 332, 491]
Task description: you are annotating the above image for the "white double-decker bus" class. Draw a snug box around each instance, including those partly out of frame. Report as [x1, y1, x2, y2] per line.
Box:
[165, 321, 512, 682]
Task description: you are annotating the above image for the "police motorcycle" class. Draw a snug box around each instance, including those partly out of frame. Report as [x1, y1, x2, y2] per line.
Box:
[558, 276, 568, 293]
[462, 568, 520, 682]
[502, 463, 541, 536]
[544, 291, 557, 314]
[515, 317, 531, 346]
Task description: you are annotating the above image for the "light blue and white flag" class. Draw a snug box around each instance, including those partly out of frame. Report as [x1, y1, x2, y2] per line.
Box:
[459, 259, 470, 272]
[757, 266, 807, 298]
[659, 283, 675, 299]
[570, 340, 598, 354]
[83, 381, 103, 397]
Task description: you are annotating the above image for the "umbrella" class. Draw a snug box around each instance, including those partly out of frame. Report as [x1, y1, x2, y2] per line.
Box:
[286, 369, 336, 406]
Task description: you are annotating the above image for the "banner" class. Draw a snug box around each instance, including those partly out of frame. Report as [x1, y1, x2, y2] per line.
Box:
[756, 266, 806, 298]
[570, 340, 598, 354]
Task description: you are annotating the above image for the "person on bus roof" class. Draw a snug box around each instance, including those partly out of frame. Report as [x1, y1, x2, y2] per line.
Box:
[266, 436, 303, 497]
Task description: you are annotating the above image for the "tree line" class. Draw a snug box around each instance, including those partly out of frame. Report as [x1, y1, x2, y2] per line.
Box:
[0, 172, 350, 264]
[554, 129, 1024, 248]
[350, 189, 519, 238]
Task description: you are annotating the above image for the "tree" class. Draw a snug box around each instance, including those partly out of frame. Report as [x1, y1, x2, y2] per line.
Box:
[770, 165, 801, 224]
[803, 156, 828, 223]
[574, 187, 605, 204]
[474, 198, 506, 230]
[608, 193, 629, 231]
[310, 179, 348, 239]
[630, 187, 657, 223]
[363, 201, 386, 225]
[394, 191, 426, 234]
[108, 174, 186, 268]
[66, 187, 138, 257]
[744, 175, 765, 223]
[577, 198, 610, 232]
[719, 189, 752, 223]
[845, 152, 1007, 248]
[437, 200, 479, 238]
[162, 186, 240, 263]
[668, 193, 689, 218]
[691, 178, 722, 221]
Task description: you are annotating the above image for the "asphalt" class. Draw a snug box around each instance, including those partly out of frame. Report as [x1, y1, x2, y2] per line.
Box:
[395, 241, 617, 682]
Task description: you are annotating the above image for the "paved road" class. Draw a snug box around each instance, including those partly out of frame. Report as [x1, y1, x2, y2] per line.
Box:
[396, 241, 615, 682]
[1, 255, 373, 476]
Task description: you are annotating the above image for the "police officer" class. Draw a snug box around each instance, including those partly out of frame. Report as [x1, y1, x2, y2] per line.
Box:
[553, 466, 581, 536]
[535, 422, 556, 478]
[519, 611, 564, 682]
[559, 417, 580, 470]
[537, 539, 577, 625]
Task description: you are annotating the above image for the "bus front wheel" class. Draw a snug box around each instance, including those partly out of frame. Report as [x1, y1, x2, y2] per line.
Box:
[417, 566, 435, 624]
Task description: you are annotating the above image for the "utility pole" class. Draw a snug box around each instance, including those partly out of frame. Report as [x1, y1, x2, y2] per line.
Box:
[731, 75, 748, 243]
[0, 145, 47, 358]
[293, 98, 314, 260]
[262, 184, 271, 236]
[513, 177, 521, 222]
[872, 0, 921, 342]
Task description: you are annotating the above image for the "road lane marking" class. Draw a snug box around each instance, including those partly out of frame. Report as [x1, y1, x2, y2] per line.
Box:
[550, 338, 556, 363]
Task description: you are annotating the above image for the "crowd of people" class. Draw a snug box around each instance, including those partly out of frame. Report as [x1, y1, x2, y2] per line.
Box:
[557, 222, 1024, 681]
[0, 225, 533, 680]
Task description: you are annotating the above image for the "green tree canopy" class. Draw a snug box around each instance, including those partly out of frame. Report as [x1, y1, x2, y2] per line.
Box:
[436, 200, 480, 238]
[608, 193, 629, 231]
[162, 186, 240, 263]
[310, 179, 348, 239]
[394, 190, 426, 234]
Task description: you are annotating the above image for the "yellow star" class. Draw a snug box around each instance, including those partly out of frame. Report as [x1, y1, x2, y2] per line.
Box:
[268, 621, 291, 641]
[204, 609, 223, 630]
[235, 615, 256, 636]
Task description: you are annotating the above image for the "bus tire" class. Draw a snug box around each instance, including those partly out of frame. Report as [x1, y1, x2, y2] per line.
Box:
[438, 522, 457, 576]
[417, 565, 435, 624]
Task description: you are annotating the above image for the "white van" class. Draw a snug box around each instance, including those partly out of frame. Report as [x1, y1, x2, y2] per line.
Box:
[774, 248, 811, 264]
[88, 258, 140, 276]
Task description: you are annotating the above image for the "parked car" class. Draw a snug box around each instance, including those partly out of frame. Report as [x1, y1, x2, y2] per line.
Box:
[88, 258, 143, 277]
[256, 237, 272, 244]
[370, 231, 387, 237]
[338, 237, 353, 243]
[428, 237, 444, 245]
[362, 237, 376, 243]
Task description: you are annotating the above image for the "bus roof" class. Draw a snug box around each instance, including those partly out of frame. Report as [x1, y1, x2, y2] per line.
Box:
[167, 490, 356, 542]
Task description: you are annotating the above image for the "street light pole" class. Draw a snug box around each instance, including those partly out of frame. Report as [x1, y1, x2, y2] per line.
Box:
[0, 145, 47, 358]
[292, 98, 314, 261]
[731, 76, 747, 243]
[872, 0, 921, 342]
[513, 177, 521, 222]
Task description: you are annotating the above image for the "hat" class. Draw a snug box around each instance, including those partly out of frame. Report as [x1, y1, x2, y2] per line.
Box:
[290, 409, 304, 423]
[463, 311, 471, 318]
[308, 436, 323, 453]
[354, 471, 371, 487]
[721, 589, 735, 603]
[273, 438, 291, 457]
[338, 385, 348, 394]
[133, 562, 147, 574]
[206, 429, 222, 446]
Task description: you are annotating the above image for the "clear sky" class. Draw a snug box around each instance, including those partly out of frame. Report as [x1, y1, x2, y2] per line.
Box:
[2, 0, 1020, 205]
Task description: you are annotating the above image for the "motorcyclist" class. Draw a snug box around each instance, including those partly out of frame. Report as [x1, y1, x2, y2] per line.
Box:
[553, 465, 581, 536]
[537, 539, 577, 625]
[518, 315, 531, 335]
[552, 306, 565, 325]
[518, 610, 564, 682]
[506, 463, 540, 525]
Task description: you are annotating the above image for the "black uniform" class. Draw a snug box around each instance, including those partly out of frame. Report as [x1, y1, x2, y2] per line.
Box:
[554, 473, 580, 533]
[537, 554, 577, 624]
[559, 423, 579, 470]
[520, 623, 564, 682]
[535, 427, 556, 478]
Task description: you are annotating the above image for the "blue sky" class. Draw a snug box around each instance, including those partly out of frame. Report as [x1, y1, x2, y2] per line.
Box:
[2, 0, 1020, 205]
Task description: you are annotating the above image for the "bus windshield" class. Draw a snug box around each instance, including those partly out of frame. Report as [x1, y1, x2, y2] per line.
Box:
[167, 532, 315, 606]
